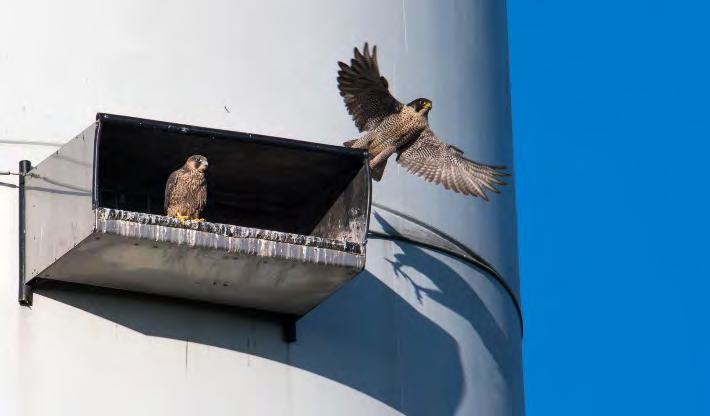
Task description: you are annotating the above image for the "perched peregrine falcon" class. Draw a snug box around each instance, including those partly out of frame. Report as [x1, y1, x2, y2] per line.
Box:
[338, 43, 509, 200]
[164, 155, 208, 223]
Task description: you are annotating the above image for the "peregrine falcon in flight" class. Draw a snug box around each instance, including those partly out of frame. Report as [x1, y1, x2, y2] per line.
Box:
[164, 155, 208, 223]
[338, 43, 509, 200]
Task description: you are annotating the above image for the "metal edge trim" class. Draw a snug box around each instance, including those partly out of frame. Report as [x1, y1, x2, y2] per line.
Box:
[18, 160, 32, 306]
[95, 113, 368, 159]
[91, 117, 102, 210]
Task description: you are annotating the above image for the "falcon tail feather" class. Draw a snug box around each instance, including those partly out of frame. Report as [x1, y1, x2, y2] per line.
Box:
[371, 160, 387, 181]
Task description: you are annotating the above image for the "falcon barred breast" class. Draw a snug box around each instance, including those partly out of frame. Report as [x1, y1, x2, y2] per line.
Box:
[338, 43, 510, 200]
[164, 155, 208, 223]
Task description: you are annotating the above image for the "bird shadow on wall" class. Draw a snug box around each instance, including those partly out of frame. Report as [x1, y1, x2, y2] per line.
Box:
[36, 219, 516, 416]
[373, 212, 515, 386]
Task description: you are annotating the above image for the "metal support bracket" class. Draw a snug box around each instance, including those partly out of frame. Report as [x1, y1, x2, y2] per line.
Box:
[282, 315, 298, 343]
[18, 160, 32, 306]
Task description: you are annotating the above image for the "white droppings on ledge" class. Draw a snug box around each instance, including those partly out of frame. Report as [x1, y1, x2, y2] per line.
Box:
[95, 208, 366, 269]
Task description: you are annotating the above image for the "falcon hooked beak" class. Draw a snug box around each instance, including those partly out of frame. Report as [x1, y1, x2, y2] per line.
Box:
[186, 155, 209, 173]
[423, 101, 432, 115]
[408, 98, 433, 116]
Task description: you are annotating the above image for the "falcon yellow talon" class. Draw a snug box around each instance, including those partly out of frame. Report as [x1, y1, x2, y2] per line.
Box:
[174, 213, 190, 224]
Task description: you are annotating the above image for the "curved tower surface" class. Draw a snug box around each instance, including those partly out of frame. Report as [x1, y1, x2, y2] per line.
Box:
[0, 1, 523, 415]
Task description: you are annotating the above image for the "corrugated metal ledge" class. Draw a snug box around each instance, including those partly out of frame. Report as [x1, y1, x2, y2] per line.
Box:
[98, 208, 364, 259]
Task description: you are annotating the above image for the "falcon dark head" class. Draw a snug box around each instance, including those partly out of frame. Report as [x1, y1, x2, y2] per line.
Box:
[186, 155, 208, 173]
[408, 98, 433, 116]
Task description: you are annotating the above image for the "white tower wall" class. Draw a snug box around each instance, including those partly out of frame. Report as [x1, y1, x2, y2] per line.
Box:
[0, 1, 523, 415]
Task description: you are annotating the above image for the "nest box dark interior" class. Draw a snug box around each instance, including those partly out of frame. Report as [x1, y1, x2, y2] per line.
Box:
[97, 115, 367, 235]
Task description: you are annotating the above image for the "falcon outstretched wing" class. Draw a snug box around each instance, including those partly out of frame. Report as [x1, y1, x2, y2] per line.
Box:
[397, 128, 509, 200]
[164, 170, 180, 212]
[337, 43, 403, 132]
